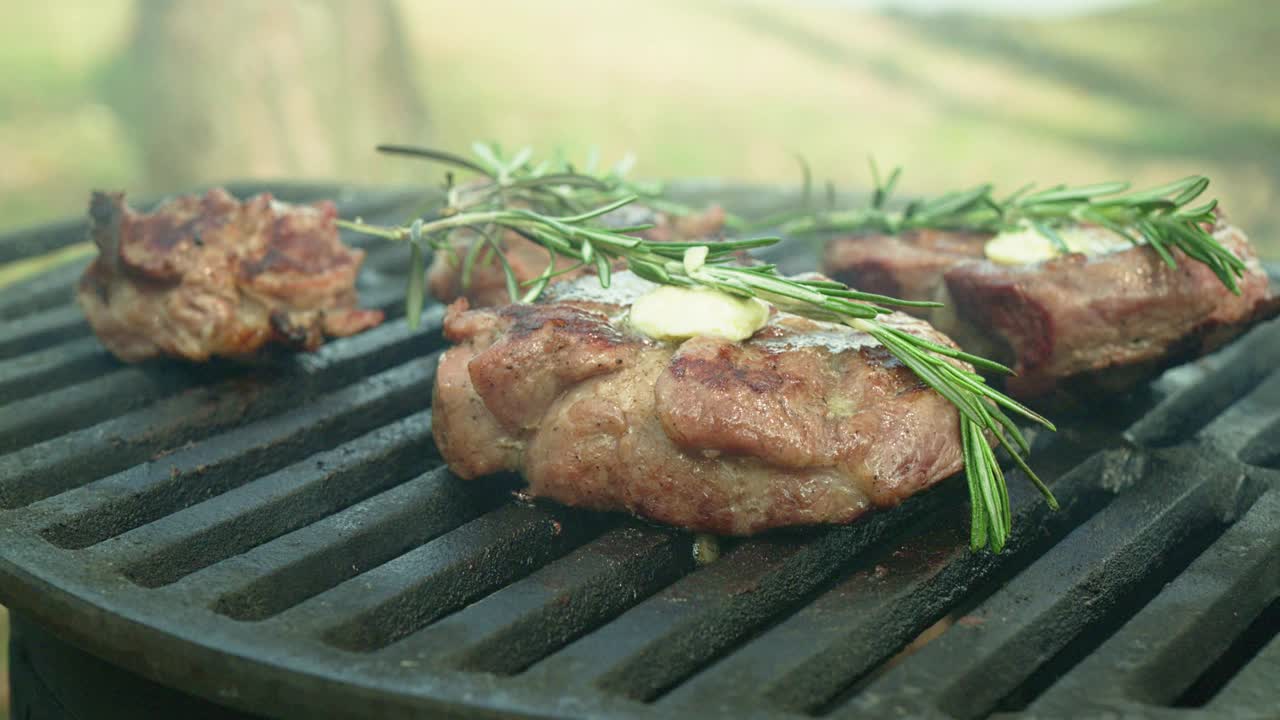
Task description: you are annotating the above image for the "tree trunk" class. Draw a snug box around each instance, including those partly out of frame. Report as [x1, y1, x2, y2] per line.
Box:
[110, 0, 428, 189]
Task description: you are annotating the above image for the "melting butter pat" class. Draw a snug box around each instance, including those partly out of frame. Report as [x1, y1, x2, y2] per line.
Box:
[628, 286, 770, 342]
[985, 225, 1136, 266]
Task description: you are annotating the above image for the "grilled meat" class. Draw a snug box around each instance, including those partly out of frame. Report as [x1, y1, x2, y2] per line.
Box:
[823, 221, 1279, 399]
[433, 271, 967, 535]
[941, 224, 1278, 398]
[823, 228, 989, 307]
[78, 189, 384, 363]
[427, 203, 726, 308]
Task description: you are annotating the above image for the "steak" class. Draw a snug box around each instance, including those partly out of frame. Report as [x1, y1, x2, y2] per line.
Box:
[427, 203, 727, 308]
[823, 228, 989, 308]
[433, 271, 967, 535]
[77, 189, 384, 363]
[823, 221, 1279, 399]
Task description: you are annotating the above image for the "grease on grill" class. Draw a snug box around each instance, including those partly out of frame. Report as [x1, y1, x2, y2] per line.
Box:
[692, 533, 721, 565]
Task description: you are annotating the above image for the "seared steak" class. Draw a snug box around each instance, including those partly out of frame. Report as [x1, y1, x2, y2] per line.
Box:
[942, 224, 1278, 398]
[823, 221, 1278, 399]
[823, 228, 989, 309]
[78, 189, 384, 363]
[427, 203, 726, 308]
[433, 271, 967, 535]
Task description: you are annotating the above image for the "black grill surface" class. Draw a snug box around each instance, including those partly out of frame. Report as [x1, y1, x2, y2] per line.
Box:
[1, 184, 1278, 719]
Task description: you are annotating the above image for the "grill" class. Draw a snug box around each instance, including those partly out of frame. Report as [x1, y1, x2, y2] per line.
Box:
[1, 183, 1278, 720]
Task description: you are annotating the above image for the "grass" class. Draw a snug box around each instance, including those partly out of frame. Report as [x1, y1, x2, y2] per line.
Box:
[885, 0, 1280, 246]
[388, 0, 1277, 255]
[0, 0, 1275, 255]
[0, 2, 139, 243]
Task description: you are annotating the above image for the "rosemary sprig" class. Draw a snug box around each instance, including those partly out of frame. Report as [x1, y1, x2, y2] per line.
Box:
[341, 143, 1060, 552]
[378, 142, 748, 231]
[780, 165, 1247, 294]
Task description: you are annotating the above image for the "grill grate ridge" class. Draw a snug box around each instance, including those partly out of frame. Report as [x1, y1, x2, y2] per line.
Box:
[835, 446, 1248, 720]
[991, 515, 1234, 715]
[1200, 605, 1280, 712]
[0, 311, 442, 511]
[1127, 319, 1280, 448]
[0, 270, 412, 453]
[0, 366, 199, 455]
[660, 451, 1121, 717]
[1197, 369, 1280, 458]
[313, 503, 616, 653]
[1036, 488, 1280, 711]
[1239, 418, 1280, 469]
[0, 305, 87, 360]
[0, 271, 408, 412]
[109, 411, 436, 589]
[1, 185, 1277, 720]
[39, 353, 440, 549]
[0, 336, 114, 406]
[207, 467, 506, 622]
[387, 525, 694, 676]
[0, 261, 87, 321]
[513, 481, 966, 706]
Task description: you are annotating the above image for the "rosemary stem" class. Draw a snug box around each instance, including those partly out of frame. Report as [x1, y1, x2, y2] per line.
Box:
[344, 142, 1071, 553]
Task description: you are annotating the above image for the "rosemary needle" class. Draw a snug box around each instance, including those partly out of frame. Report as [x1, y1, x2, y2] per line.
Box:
[340, 143, 1058, 553]
[780, 166, 1246, 294]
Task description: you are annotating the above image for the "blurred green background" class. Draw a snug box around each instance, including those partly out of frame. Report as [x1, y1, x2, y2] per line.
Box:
[1, 0, 1278, 255]
[1, 0, 1277, 716]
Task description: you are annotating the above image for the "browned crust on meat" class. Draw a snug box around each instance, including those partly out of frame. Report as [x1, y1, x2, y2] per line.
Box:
[822, 222, 1278, 400]
[467, 303, 644, 431]
[77, 188, 383, 362]
[942, 224, 1279, 398]
[432, 273, 967, 535]
[823, 229, 989, 310]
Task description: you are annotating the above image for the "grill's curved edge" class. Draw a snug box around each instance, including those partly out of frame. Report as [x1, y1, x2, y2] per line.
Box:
[0, 542, 567, 720]
[0, 517, 775, 720]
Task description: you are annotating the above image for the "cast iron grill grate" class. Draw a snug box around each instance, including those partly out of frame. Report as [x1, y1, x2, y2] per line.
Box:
[0, 184, 1277, 720]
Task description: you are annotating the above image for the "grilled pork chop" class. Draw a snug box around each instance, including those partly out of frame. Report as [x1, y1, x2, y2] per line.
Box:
[824, 221, 1278, 399]
[433, 271, 967, 535]
[427, 203, 726, 308]
[78, 189, 384, 363]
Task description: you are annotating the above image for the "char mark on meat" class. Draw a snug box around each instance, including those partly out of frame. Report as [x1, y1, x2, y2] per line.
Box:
[77, 188, 384, 363]
[433, 271, 968, 535]
[822, 221, 1279, 400]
